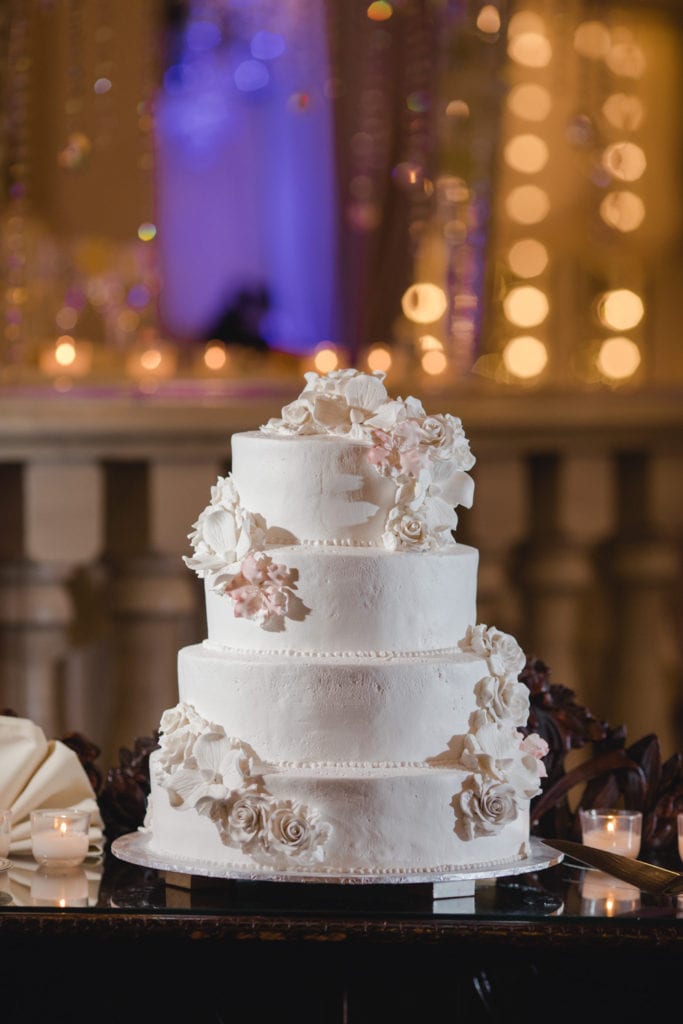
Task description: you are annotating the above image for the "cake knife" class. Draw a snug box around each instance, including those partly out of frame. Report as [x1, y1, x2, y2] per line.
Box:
[542, 838, 683, 897]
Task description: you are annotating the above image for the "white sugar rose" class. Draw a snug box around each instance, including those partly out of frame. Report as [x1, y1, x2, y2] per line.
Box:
[280, 398, 315, 433]
[474, 675, 530, 727]
[459, 624, 526, 679]
[382, 505, 432, 551]
[265, 801, 331, 861]
[452, 776, 518, 840]
[226, 794, 268, 848]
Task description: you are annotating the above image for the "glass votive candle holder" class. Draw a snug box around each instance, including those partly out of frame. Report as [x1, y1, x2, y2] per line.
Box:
[30, 808, 91, 868]
[0, 810, 11, 859]
[579, 808, 642, 858]
[31, 865, 89, 908]
[678, 813, 683, 864]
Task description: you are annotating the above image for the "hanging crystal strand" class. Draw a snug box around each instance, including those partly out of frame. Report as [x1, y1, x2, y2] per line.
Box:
[93, 0, 115, 153]
[58, 0, 90, 172]
[2, 0, 33, 380]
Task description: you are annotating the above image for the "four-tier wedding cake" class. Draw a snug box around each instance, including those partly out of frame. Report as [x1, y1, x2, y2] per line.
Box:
[142, 369, 548, 878]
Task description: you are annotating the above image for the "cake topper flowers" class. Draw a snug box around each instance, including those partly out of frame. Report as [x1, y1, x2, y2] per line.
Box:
[261, 370, 477, 551]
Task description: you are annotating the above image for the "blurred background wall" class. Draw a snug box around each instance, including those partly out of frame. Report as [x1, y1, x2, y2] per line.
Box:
[0, 0, 681, 771]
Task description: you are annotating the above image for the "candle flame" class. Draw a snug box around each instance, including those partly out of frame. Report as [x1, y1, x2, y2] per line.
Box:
[59, 821, 68, 835]
[607, 819, 616, 833]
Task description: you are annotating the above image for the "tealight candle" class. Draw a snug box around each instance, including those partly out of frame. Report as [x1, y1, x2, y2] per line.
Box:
[579, 808, 642, 859]
[30, 809, 91, 868]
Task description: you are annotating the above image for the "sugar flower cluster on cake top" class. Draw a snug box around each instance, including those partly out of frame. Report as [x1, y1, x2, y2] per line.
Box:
[262, 369, 477, 552]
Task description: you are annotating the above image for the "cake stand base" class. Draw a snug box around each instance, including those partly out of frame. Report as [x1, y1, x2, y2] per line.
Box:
[111, 832, 562, 901]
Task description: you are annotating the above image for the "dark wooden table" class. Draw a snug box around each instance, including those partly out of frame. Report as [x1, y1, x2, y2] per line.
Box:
[1, 846, 681, 1024]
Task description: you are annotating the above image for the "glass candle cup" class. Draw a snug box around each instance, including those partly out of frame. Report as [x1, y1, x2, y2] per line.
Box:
[0, 810, 11, 859]
[579, 808, 642, 858]
[30, 808, 91, 868]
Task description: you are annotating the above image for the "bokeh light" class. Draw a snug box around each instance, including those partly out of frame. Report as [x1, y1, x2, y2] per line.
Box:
[602, 93, 644, 131]
[401, 283, 448, 324]
[418, 334, 444, 352]
[573, 21, 611, 59]
[421, 349, 448, 375]
[55, 306, 79, 330]
[366, 345, 392, 373]
[508, 32, 552, 68]
[137, 222, 157, 242]
[367, 1, 393, 21]
[597, 289, 644, 331]
[502, 336, 548, 378]
[602, 142, 646, 182]
[55, 337, 77, 367]
[313, 345, 339, 373]
[477, 5, 501, 34]
[508, 11, 546, 36]
[234, 59, 269, 92]
[599, 191, 645, 232]
[605, 40, 646, 78]
[507, 239, 548, 278]
[203, 341, 228, 371]
[503, 286, 549, 327]
[504, 134, 549, 173]
[507, 83, 552, 121]
[597, 337, 641, 379]
[505, 184, 550, 224]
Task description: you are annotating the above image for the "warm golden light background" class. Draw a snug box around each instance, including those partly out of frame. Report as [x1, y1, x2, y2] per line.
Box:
[0, 1, 681, 770]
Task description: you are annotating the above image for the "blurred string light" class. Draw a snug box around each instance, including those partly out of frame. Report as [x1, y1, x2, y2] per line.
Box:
[421, 348, 448, 375]
[476, 5, 501, 36]
[507, 238, 548, 278]
[494, 9, 552, 383]
[596, 336, 641, 380]
[401, 283, 448, 324]
[366, 344, 392, 373]
[203, 340, 229, 371]
[313, 343, 339, 373]
[502, 335, 548, 378]
[597, 289, 644, 331]
[507, 82, 552, 121]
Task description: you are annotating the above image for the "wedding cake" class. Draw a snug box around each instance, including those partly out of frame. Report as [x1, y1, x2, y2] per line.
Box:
[143, 369, 548, 878]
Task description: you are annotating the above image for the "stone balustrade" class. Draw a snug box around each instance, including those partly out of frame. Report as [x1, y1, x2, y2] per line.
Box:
[0, 379, 681, 770]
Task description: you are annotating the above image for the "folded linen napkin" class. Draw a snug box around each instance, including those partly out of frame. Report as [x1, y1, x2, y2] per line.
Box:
[0, 714, 104, 857]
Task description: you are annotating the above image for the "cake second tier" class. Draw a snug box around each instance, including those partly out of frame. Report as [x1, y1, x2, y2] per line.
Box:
[205, 542, 478, 653]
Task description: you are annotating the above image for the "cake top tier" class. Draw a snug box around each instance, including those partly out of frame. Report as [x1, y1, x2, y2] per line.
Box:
[259, 368, 476, 529]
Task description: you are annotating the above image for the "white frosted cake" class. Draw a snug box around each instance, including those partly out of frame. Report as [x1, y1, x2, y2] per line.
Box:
[143, 369, 548, 878]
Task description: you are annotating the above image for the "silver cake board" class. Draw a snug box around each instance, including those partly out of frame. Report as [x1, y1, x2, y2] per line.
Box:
[111, 832, 562, 902]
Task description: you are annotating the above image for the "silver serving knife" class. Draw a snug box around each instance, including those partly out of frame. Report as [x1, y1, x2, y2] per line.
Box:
[542, 838, 683, 897]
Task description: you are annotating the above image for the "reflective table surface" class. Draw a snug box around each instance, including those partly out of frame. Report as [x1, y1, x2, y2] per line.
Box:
[2, 845, 681, 1024]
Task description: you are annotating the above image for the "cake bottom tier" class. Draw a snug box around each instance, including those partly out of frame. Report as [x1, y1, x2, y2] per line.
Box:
[145, 758, 531, 877]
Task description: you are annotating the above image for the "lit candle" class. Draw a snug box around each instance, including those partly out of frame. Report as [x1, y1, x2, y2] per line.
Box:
[579, 808, 642, 858]
[30, 809, 90, 868]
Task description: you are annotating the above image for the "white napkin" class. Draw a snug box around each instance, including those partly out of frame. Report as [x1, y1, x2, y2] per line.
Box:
[0, 714, 104, 856]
